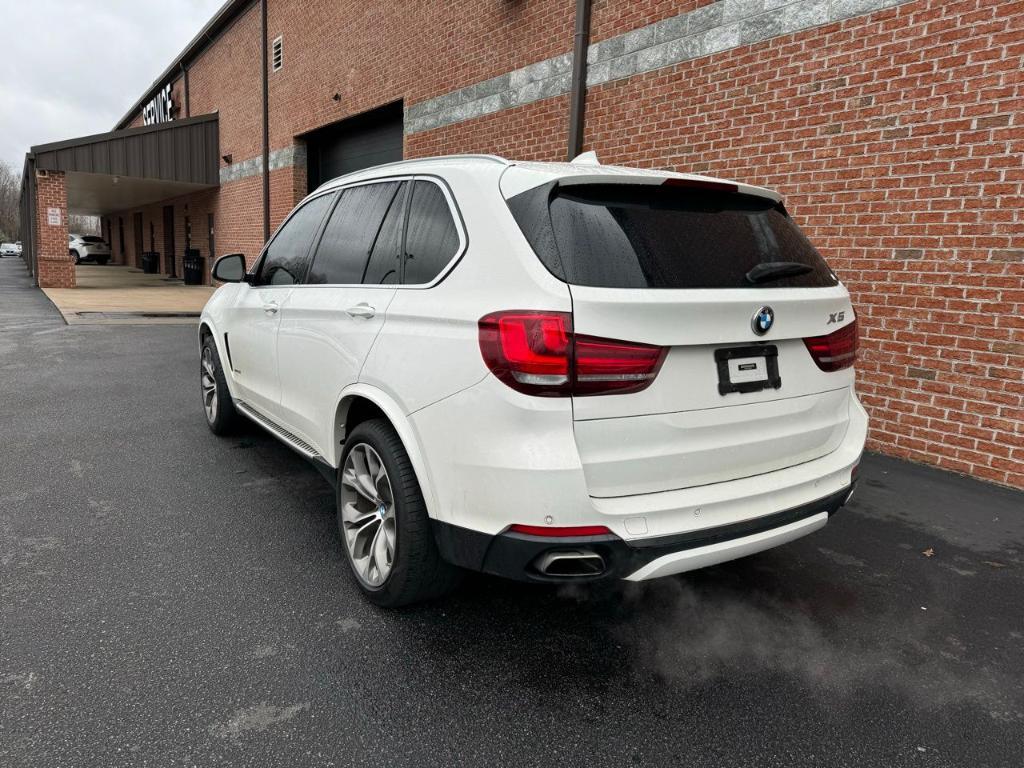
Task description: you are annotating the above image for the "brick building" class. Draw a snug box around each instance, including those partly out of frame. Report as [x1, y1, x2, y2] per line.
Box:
[19, 0, 1023, 487]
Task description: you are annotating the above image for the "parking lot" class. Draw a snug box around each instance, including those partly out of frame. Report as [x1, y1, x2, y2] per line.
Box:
[1, 256, 1022, 767]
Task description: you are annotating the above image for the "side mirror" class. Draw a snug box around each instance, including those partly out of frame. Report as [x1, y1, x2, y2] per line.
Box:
[212, 253, 248, 283]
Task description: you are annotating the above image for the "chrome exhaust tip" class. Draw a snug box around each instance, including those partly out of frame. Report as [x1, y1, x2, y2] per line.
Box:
[534, 549, 606, 577]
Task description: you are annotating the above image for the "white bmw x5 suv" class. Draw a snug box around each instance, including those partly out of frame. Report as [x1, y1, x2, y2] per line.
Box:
[199, 154, 866, 607]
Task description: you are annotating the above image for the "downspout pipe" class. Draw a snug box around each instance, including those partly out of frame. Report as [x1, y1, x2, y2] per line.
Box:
[261, 0, 270, 242]
[567, 0, 592, 161]
[25, 155, 36, 283]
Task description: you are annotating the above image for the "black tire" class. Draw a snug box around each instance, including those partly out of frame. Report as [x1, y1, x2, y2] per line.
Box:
[337, 419, 461, 607]
[71, 250, 81, 264]
[200, 335, 239, 435]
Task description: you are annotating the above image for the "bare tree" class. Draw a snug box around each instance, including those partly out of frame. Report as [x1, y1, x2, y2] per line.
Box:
[0, 160, 20, 242]
[68, 214, 101, 236]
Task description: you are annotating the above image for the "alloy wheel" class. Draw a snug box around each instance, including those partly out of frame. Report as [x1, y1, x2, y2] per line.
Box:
[339, 443, 396, 587]
[200, 346, 218, 424]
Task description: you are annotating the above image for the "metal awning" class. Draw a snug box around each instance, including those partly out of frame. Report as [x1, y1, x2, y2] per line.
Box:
[28, 113, 220, 215]
[19, 113, 219, 284]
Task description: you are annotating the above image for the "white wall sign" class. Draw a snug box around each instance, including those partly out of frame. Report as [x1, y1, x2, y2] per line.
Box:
[47, 207, 61, 226]
[142, 83, 175, 126]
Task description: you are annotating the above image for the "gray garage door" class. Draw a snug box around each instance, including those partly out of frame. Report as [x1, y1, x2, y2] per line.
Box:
[305, 102, 403, 192]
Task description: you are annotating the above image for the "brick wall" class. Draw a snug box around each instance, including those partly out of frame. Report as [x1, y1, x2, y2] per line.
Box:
[34, 171, 74, 289]
[584, 0, 1023, 487]
[189, 3, 264, 163]
[108, 0, 1021, 486]
[407, 96, 571, 160]
[591, 0, 713, 41]
[265, 0, 574, 149]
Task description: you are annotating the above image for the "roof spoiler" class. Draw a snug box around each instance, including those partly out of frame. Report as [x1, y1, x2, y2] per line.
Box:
[570, 151, 600, 166]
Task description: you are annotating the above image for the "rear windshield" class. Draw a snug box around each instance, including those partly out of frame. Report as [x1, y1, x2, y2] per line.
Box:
[81, 236, 105, 244]
[507, 183, 838, 289]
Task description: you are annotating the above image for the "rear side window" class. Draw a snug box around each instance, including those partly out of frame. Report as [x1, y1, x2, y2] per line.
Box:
[362, 182, 407, 285]
[403, 180, 460, 284]
[257, 193, 334, 285]
[508, 183, 837, 289]
[307, 181, 401, 285]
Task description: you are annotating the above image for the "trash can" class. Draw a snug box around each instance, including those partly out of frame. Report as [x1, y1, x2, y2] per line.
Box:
[183, 249, 205, 285]
[141, 252, 159, 274]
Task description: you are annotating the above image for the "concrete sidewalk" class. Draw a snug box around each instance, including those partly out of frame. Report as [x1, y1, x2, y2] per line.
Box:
[41, 264, 215, 324]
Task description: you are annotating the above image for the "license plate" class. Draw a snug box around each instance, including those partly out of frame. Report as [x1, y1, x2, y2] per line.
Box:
[728, 356, 768, 384]
[714, 345, 782, 396]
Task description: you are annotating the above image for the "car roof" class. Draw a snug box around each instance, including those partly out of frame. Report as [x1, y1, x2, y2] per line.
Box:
[312, 154, 781, 203]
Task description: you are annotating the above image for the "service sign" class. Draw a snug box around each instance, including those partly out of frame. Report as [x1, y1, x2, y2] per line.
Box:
[143, 83, 174, 126]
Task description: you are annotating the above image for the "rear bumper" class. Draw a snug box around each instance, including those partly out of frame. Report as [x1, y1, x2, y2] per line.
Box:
[412, 376, 867, 543]
[433, 484, 852, 582]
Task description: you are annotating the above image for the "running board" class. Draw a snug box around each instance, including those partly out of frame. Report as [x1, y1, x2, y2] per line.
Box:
[235, 400, 325, 463]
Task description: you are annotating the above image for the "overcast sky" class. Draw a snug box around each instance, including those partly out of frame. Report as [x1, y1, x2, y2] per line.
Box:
[0, 0, 224, 170]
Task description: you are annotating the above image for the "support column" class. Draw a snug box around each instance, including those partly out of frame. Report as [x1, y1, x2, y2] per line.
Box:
[34, 171, 74, 289]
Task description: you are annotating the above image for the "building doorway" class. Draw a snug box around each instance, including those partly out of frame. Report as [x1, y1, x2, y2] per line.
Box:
[303, 101, 403, 192]
[208, 213, 215, 261]
[162, 205, 176, 277]
[133, 212, 143, 268]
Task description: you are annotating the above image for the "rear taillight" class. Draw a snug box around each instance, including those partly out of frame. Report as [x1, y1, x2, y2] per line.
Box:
[479, 310, 666, 397]
[803, 319, 858, 372]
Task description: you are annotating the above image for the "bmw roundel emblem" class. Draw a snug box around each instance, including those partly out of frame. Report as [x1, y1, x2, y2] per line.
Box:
[752, 306, 774, 335]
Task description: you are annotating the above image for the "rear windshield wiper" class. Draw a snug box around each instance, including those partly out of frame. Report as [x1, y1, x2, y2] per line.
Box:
[745, 261, 814, 285]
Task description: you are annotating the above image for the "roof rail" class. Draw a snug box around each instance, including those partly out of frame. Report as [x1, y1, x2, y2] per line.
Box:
[357, 153, 510, 172]
[315, 154, 511, 190]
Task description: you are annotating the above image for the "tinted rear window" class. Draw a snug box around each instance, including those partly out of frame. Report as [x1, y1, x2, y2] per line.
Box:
[508, 183, 837, 289]
[81, 236, 105, 244]
[403, 180, 460, 285]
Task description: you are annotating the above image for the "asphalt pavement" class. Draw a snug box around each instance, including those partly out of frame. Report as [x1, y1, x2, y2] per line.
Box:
[1, 256, 1022, 767]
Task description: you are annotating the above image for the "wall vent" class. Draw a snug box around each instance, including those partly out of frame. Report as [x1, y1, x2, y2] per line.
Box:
[272, 36, 283, 72]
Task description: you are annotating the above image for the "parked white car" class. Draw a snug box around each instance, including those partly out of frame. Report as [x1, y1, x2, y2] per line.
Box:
[199, 154, 866, 606]
[0, 242, 19, 257]
[69, 234, 111, 265]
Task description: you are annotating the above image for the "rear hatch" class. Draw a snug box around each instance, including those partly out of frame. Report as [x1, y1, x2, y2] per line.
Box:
[504, 171, 856, 498]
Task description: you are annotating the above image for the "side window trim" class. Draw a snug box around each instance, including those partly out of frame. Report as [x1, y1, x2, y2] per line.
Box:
[400, 175, 468, 289]
[397, 181, 414, 285]
[251, 189, 336, 286]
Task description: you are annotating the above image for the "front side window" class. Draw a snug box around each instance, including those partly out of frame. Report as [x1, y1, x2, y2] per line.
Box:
[307, 182, 401, 285]
[402, 180, 460, 285]
[256, 193, 334, 286]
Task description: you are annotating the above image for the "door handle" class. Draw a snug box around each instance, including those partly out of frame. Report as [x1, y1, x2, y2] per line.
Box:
[262, 301, 279, 315]
[346, 303, 376, 319]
